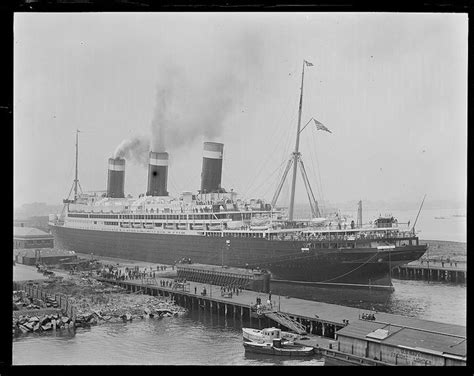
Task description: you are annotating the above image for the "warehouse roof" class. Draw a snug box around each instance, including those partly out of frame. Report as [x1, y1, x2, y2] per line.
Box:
[14, 248, 76, 258]
[13, 226, 53, 239]
[337, 319, 466, 358]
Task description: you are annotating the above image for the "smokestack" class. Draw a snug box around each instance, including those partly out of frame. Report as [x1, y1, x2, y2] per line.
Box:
[147, 151, 169, 196]
[107, 158, 125, 198]
[200, 142, 224, 194]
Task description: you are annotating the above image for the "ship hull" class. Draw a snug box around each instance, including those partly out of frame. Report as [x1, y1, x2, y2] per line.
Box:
[50, 224, 427, 287]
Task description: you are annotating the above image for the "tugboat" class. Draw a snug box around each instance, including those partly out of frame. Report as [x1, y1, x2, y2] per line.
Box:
[243, 338, 316, 357]
[242, 327, 316, 358]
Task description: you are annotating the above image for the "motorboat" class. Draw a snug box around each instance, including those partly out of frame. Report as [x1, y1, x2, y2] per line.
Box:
[243, 338, 315, 357]
[242, 327, 299, 344]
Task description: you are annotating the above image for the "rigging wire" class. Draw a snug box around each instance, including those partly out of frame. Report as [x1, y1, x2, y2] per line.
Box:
[243, 105, 298, 201]
[309, 127, 327, 214]
[242, 157, 288, 200]
[306, 127, 323, 212]
[241, 66, 301, 198]
[241, 102, 298, 198]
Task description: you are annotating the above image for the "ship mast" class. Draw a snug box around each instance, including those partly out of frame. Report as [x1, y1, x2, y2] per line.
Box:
[74, 129, 80, 201]
[64, 129, 83, 204]
[288, 60, 306, 221]
[271, 60, 321, 221]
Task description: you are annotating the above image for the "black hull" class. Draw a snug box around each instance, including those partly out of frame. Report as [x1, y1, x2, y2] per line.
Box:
[50, 224, 427, 286]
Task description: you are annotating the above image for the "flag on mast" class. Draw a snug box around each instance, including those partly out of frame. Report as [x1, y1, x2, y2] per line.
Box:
[304, 60, 314, 67]
[313, 118, 331, 133]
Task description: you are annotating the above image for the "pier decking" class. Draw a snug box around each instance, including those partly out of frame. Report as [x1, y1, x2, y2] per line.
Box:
[97, 274, 466, 366]
[392, 259, 466, 283]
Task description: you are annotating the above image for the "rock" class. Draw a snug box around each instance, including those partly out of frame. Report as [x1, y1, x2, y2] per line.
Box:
[19, 324, 30, 333]
[33, 323, 40, 332]
[41, 323, 52, 331]
[24, 322, 34, 331]
[62, 317, 70, 324]
[52, 320, 57, 330]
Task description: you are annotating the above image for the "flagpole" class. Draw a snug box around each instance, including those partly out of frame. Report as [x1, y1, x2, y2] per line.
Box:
[288, 60, 306, 221]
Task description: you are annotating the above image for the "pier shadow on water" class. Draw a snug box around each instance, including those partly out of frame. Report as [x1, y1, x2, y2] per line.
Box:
[269, 280, 394, 313]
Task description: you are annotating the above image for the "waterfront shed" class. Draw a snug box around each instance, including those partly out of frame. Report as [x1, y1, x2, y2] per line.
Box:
[13, 248, 77, 266]
[13, 226, 54, 249]
[336, 319, 466, 366]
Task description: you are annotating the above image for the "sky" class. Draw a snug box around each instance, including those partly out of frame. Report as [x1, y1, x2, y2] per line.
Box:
[14, 12, 468, 210]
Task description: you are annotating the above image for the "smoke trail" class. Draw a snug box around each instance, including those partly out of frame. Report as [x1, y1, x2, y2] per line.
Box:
[113, 27, 264, 158]
[149, 30, 263, 152]
[113, 135, 150, 167]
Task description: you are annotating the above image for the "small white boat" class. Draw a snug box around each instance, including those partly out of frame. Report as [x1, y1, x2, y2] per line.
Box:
[243, 338, 315, 357]
[242, 327, 299, 344]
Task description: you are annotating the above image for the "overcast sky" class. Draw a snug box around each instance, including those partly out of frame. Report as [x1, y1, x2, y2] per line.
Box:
[14, 12, 467, 210]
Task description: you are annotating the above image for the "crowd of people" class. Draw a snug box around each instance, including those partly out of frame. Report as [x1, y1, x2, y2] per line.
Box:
[98, 264, 170, 281]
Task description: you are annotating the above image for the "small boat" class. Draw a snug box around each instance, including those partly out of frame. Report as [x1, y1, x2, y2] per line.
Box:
[243, 327, 299, 344]
[434, 216, 446, 219]
[243, 338, 314, 357]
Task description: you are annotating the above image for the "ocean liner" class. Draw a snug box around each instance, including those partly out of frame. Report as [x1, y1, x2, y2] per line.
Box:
[49, 60, 427, 288]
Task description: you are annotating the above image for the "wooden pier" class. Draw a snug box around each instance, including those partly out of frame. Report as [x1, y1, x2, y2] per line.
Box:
[97, 274, 466, 366]
[392, 260, 466, 283]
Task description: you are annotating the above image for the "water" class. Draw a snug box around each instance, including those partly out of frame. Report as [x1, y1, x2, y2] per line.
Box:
[12, 207, 466, 365]
[12, 278, 465, 365]
[12, 310, 332, 365]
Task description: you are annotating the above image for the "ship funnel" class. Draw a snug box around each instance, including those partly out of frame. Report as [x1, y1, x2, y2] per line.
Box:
[200, 142, 224, 193]
[146, 151, 169, 196]
[107, 158, 125, 198]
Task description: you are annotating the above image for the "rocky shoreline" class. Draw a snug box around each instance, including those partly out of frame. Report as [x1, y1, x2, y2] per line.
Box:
[13, 273, 186, 337]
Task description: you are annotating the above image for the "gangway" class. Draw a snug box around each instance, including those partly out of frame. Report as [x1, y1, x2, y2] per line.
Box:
[263, 310, 307, 335]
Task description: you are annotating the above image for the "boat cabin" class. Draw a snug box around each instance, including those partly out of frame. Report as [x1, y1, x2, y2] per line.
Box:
[261, 328, 282, 341]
